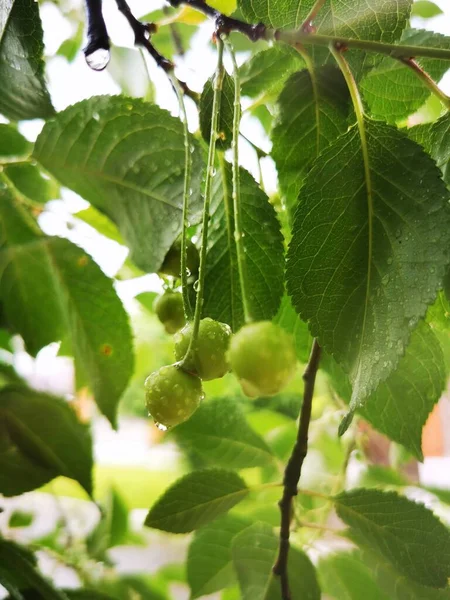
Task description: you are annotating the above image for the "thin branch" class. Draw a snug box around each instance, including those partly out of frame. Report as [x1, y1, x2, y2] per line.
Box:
[273, 30, 450, 60]
[400, 57, 450, 110]
[115, 0, 172, 70]
[113, 0, 199, 100]
[272, 339, 322, 600]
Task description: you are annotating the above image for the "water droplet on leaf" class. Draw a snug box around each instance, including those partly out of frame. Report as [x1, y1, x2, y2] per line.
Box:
[154, 422, 168, 431]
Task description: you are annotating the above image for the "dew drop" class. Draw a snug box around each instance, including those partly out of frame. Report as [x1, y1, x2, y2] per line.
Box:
[154, 422, 168, 431]
[85, 48, 110, 71]
[193, 279, 200, 292]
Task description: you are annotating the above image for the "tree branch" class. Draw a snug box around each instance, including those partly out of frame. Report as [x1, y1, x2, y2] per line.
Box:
[272, 339, 322, 600]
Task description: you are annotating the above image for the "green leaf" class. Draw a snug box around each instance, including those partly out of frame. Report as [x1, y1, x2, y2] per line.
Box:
[318, 551, 390, 600]
[334, 488, 450, 588]
[408, 113, 450, 185]
[56, 23, 83, 63]
[134, 291, 158, 313]
[231, 522, 321, 599]
[0, 539, 69, 600]
[411, 1, 443, 18]
[8, 510, 34, 528]
[203, 161, 284, 331]
[0, 385, 93, 496]
[87, 488, 129, 558]
[74, 207, 124, 245]
[0, 125, 31, 160]
[238, 0, 313, 29]
[358, 465, 408, 488]
[286, 119, 450, 412]
[239, 45, 303, 100]
[239, 0, 410, 44]
[271, 66, 351, 210]
[0, 0, 54, 120]
[4, 164, 59, 204]
[0, 185, 134, 426]
[65, 592, 119, 600]
[109, 47, 154, 100]
[187, 514, 250, 598]
[324, 320, 446, 458]
[252, 394, 302, 420]
[361, 29, 450, 123]
[144, 469, 249, 533]
[274, 295, 313, 364]
[360, 545, 450, 599]
[173, 397, 274, 469]
[33, 96, 203, 273]
[200, 70, 235, 151]
[361, 321, 446, 459]
[314, 0, 412, 74]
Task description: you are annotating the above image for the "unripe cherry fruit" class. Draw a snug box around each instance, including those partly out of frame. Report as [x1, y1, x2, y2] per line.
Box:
[153, 291, 186, 334]
[174, 317, 232, 381]
[228, 321, 297, 397]
[160, 238, 200, 279]
[145, 364, 204, 429]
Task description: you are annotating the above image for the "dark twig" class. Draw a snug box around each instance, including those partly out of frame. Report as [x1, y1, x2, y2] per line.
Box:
[114, 0, 199, 100]
[272, 339, 322, 600]
[115, 0, 173, 71]
[168, 0, 266, 40]
[83, 0, 110, 62]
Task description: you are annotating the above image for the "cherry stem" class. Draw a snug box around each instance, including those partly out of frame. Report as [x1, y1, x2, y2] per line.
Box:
[180, 37, 225, 365]
[225, 40, 253, 324]
[170, 74, 194, 320]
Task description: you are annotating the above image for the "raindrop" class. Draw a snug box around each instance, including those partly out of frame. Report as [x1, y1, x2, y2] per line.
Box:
[85, 48, 110, 71]
[193, 279, 200, 292]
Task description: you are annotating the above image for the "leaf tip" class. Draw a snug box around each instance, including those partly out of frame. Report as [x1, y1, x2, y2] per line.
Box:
[338, 411, 354, 436]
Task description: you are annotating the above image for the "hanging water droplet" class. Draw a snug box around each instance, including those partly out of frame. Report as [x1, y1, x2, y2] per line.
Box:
[85, 48, 110, 71]
[193, 279, 200, 292]
[154, 421, 168, 431]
